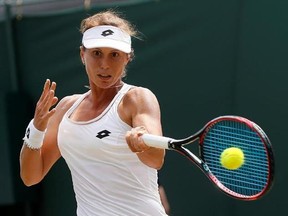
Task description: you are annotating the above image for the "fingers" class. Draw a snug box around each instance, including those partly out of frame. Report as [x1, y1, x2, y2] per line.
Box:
[34, 79, 58, 130]
[43, 86, 57, 113]
[39, 79, 53, 103]
[126, 126, 151, 153]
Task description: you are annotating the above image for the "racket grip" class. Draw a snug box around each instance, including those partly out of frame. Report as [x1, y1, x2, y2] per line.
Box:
[142, 134, 171, 149]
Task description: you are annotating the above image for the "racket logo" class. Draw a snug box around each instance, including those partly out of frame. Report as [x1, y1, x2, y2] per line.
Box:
[202, 163, 210, 172]
[168, 143, 175, 149]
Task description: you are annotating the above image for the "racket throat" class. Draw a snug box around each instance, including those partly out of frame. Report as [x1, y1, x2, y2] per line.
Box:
[176, 147, 204, 168]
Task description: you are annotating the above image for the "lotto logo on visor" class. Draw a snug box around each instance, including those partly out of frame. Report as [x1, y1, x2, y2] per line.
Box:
[82, 25, 131, 53]
[101, 30, 114, 37]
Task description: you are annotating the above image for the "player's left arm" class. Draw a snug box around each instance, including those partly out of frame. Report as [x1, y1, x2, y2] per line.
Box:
[122, 87, 165, 169]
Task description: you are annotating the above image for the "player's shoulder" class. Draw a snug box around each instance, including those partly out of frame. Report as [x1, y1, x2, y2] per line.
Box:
[126, 85, 156, 100]
[123, 85, 159, 108]
[56, 93, 83, 111]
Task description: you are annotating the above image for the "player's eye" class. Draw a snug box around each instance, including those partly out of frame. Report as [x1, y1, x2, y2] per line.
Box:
[92, 50, 102, 56]
[111, 52, 120, 58]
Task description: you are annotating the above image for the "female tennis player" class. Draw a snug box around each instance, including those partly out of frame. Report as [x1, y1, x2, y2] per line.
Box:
[20, 10, 167, 216]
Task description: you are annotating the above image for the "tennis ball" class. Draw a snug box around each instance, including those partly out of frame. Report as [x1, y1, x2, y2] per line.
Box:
[220, 147, 244, 170]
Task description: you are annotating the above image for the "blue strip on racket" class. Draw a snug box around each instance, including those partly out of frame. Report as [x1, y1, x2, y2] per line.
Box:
[142, 115, 274, 200]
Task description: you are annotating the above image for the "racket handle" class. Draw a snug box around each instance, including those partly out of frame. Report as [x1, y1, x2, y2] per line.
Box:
[142, 134, 172, 149]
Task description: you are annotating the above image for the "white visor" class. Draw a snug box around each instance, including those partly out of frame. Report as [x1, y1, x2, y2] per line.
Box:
[82, 25, 131, 53]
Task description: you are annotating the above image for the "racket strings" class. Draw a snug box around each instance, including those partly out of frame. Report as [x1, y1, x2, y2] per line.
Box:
[202, 120, 270, 198]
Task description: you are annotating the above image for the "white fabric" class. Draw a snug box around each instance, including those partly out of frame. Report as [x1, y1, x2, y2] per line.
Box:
[23, 119, 45, 149]
[58, 83, 167, 216]
[82, 25, 131, 53]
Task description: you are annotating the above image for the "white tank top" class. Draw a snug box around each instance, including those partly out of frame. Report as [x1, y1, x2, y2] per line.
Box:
[58, 83, 167, 216]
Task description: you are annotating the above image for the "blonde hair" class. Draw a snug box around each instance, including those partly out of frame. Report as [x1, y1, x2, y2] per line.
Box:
[80, 9, 137, 37]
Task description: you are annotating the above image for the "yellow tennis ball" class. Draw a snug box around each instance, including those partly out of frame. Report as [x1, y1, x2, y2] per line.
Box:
[220, 147, 245, 170]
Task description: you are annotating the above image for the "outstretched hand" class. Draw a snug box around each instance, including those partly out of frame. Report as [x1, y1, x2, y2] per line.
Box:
[125, 126, 151, 153]
[33, 79, 58, 131]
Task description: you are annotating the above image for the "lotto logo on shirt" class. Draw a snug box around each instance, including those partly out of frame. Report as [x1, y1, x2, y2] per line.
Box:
[96, 130, 111, 139]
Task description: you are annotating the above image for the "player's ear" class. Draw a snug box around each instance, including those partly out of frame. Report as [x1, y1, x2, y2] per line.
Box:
[125, 55, 131, 65]
[80, 46, 85, 65]
[127, 48, 134, 63]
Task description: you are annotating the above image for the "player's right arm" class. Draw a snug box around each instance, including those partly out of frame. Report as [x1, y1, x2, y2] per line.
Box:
[20, 80, 75, 186]
[20, 115, 61, 186]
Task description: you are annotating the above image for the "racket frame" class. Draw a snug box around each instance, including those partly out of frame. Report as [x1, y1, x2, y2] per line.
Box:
[143, 115, 274, 200]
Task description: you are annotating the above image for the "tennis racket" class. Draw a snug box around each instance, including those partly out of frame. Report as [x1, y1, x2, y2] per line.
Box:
[142, 115, 274, 200]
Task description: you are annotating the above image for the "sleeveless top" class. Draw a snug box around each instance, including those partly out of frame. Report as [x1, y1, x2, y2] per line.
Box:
[58, 83, 167, 216]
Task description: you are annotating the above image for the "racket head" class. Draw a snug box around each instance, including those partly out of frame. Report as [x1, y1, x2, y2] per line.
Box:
[199, 115, 274, 200]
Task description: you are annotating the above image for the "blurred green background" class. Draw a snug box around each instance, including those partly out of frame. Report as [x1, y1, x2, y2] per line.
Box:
[0, 0, 287, 215]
